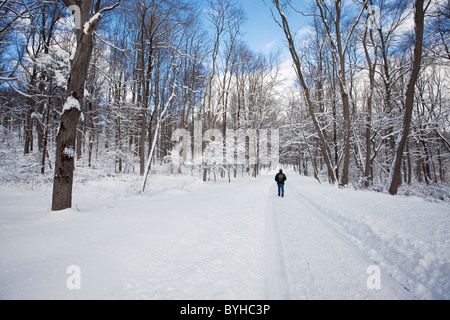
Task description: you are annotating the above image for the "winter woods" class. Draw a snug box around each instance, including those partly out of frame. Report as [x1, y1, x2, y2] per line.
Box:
[0, 0, 449, 208]
[272, 0, 449, 190]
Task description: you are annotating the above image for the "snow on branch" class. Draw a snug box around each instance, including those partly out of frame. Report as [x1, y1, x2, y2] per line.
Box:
[83, 12, 102, 35]
[83, 0, 123, 35]
[140, 84, 178, 193]
[63, 96, 81, 113]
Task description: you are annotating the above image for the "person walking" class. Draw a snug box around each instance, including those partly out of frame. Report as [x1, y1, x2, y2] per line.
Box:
[275, 169, 287, 197]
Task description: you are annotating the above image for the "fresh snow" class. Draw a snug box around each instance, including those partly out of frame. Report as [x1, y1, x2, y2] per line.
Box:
[63, 146, 75, 159]
[62, 96, 81, 113]
[83, 13, 101, 35]
[0, 170, 448, 300]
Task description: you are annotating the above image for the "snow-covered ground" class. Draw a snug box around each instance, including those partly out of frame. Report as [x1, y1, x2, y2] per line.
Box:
[0, 168, 449, 300]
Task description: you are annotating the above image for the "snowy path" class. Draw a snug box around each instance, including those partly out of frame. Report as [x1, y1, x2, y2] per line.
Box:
[264, 174, 416, 299]
[0, 171, 448, 299]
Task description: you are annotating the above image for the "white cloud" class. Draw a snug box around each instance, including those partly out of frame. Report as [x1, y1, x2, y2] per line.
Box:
[265, 39, 278, 49]
[295, 26, 314, 43]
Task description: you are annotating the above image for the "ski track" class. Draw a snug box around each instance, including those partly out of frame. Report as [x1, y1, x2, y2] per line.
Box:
[267, 174, 417, 300]
[264, 183, 291, 299]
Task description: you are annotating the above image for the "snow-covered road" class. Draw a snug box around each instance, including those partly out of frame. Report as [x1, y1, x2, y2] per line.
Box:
[265, 174, 416, 299]
[0, 171, 448, 299]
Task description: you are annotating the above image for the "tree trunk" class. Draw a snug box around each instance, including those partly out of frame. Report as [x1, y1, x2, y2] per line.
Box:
[388, 0, 425, 195]
[363, 26, 377, 187]
[272, 0, 336, 184]
[41, 101, 52, 174]
[52, 0, 100, 211]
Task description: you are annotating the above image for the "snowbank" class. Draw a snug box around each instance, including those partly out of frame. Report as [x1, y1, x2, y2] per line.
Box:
[0, 172, 268, 300]
[293, 176, 450, 299]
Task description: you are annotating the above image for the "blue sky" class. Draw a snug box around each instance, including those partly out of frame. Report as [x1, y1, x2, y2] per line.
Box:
[240, 0, 283, 53]
[197, 0, 312, 55]
[240, 0, 311, 54]
[196, 0, 313, 85]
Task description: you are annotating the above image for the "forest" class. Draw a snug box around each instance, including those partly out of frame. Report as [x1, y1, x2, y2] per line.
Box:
[0, 0, 448, 210]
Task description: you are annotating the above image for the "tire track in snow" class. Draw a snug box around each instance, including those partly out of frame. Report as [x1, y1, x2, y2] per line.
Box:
[290, 185, 418, 299]
[264, 183, 291, 299]
[274, 176, 416, 299]
[284, 187, 373, 299]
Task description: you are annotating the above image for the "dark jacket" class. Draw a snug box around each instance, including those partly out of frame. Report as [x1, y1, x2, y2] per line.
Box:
[275, 172, 287, 185]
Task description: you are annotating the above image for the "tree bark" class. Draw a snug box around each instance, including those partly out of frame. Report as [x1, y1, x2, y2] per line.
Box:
[388, 0, 426, 195]
[362, 25, 377, 187]
[52, 0, 100, 211]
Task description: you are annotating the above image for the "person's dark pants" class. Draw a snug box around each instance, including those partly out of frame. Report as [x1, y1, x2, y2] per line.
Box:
[278, 184, 284, 197]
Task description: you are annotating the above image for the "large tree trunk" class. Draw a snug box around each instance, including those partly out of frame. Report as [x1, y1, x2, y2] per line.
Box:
[52, 0, 99, 211]
[388, 0, 426, 195]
